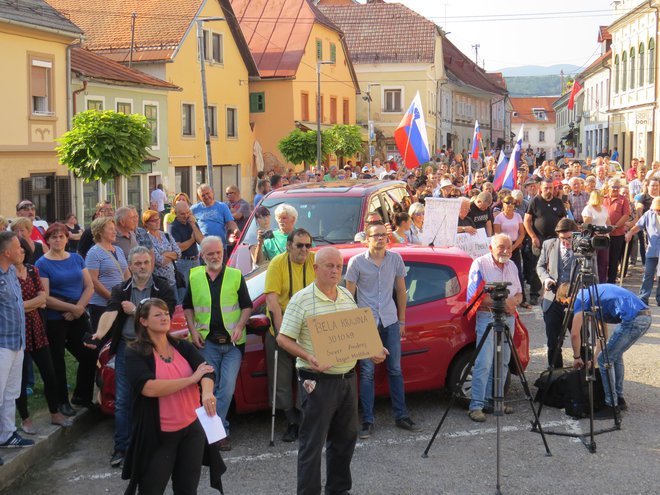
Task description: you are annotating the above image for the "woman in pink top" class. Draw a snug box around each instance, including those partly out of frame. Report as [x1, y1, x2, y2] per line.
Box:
[122, 299, 218, 495]
[494, 195, 529, 308]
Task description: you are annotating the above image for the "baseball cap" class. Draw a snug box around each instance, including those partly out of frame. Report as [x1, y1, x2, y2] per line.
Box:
[362, 165, 370, 172]
[440, 179, 453, 188]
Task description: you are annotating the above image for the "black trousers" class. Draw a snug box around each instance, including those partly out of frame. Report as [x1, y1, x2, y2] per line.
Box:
[139, 419, 206, 495]
[543, 301, 570, 369]
[16, 346, 60, 418]
[297, 372, 358, 495]
[607, 235, 626, 283]
[46, 317, 98, 404]
[522, 239, 542, 299]
[510, 248, 526, 304]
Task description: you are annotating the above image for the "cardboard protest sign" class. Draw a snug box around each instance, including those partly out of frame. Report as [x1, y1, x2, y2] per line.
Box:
[306, 308, 383, 368]
[455, 228, 490, 259]
[420, 197, 462, 246]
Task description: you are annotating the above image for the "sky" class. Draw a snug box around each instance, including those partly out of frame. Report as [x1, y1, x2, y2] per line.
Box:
[398, 0, 617, 75]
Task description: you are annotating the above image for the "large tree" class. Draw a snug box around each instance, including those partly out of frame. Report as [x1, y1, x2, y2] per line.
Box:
[57, 110, 152, 206]
[326, 124, 362, 160]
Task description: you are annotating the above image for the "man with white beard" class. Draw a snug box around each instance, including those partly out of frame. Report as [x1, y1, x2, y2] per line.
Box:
[465, 234, 522, 422]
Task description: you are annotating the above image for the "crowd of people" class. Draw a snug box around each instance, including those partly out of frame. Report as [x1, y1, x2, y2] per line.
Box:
[0, 148, 655, 493]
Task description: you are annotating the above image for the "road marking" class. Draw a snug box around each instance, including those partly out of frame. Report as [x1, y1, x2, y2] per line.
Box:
[69, 472, 117, 482]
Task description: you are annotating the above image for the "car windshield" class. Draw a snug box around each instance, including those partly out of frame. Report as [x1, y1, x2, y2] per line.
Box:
[242, 196, 363, 246]
[245, 264, 268, 301]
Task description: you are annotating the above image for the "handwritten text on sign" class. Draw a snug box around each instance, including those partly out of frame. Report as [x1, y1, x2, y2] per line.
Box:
[306, 308, 383, 368]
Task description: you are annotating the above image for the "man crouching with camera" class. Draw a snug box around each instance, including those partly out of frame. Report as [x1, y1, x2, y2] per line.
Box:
[467, 234, 523, 422]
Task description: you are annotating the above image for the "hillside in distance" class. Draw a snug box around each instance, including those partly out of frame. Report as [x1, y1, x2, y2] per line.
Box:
[498, 64, 580, 97]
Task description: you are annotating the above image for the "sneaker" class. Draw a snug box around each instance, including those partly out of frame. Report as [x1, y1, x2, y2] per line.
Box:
[0, 432, 35, 448]
[281, 423, 299, 443]
[218, 437, 232, 451]
[110, 450, 124, 468]
[468, 409, 487, 422]
[617, 397, 628, 411]
[395, 417, 421, 432]
[358, 422, 373, 439]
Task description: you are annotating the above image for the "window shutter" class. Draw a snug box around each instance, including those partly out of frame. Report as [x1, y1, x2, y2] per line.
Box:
[316, 40, 322, 60]
[55, 176, 71, 220]
[249, 93, 258, 112]
[21, 178, 33, 201]
[330, 43, 336, 63]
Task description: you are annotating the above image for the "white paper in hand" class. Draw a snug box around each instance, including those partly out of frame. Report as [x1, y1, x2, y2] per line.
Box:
[195, 406, 227, 444]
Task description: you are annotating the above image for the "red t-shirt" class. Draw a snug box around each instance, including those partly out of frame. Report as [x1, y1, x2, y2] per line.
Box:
[155, 348, 200, 432]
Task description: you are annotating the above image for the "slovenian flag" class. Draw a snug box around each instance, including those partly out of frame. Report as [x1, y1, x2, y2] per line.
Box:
[466, 263, 485, 320]
[394, 91, 430, 169]
[493, 125, 523, 191]
[465, 121, 481, 194]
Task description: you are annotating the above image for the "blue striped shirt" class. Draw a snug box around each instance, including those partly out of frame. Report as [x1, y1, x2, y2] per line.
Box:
[0, 265, 25, 350]
[85, 245, 128, 306]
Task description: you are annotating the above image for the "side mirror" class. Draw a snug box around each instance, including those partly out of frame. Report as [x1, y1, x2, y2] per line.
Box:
[246, 314, 270, 336]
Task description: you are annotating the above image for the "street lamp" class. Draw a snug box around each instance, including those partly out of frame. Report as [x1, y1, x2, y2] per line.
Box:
[317, 60, 334, 171]
[197, 16, 225, 189]
[362, 83, 380, 166]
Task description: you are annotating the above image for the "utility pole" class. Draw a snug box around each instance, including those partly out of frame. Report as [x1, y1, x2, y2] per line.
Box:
[472, 43, 480, 65]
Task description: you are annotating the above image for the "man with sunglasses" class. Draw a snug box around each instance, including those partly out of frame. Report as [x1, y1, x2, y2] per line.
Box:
[345, 221, 420, 439]
[89, 246, 176, 468]
[264, 228, 315, 442]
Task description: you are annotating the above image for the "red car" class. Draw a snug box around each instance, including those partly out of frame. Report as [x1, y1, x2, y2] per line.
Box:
[97, 245, 529, 414]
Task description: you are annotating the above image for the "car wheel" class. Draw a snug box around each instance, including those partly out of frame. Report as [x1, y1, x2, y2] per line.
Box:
[447, 349, 511, 410]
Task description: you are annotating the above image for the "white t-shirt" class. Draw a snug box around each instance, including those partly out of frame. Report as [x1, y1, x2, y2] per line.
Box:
[581, 204, 609, 226]
[494, 212, 522, 242]
[150, 188, 167, 212]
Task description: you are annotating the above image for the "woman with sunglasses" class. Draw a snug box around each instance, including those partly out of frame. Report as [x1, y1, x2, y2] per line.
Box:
[122, 298, 218, 494]
[494, 195, 529, 308]
[142, 210, 182, 299]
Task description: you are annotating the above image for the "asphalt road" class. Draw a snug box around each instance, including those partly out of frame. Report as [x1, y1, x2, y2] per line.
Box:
[5, 268, 660, 495]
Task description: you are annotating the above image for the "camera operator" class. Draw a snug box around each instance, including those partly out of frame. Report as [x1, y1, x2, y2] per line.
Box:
[557, 283, 651, 416]
[466, 234, 522, 422]
[536, 218, 580, 368]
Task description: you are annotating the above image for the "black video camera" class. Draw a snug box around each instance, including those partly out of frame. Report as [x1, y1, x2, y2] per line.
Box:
[572, 224, 611, 256]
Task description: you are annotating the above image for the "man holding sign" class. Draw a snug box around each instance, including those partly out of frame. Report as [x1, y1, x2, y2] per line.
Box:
[277, 247, 386, 495]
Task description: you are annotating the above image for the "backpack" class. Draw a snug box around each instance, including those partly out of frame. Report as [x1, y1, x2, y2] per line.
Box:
[534, 368, 605, 418]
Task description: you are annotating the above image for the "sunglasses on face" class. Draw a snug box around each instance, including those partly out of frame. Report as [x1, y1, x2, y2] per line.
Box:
[294, 243, 312, 249]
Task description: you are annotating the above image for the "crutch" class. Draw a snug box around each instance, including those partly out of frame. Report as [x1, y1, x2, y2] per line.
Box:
[269, 345, 279, 446]
[618, 239, 630, 286]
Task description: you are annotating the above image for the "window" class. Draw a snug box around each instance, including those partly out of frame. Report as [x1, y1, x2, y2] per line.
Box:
[630, 48, 635, 89]
[532, 108, 547, 120]
[144, 104, 158, 146]
[212, 33, 223, 63]
[249, 92, 265, 113]
[384, 89, 402, 112]
[175, 167, 191, 199]
[202, 29, 210, 60]
[330, 96, 337, 124]
[87, 99, 103, 111]
[30, 58, 53, 116]
[622, 51, 627, 91]
[182, 103, 195, 136]
[639, 43, 645, 87]
[301, 92, 309, 121]
[116, 101, 132, 114]
[330, 42, 336, 63]
[649, 38, 655, 85]
[226, 107, 237, 138]
[614, 54, 620, 93]
[126, 176, 141, 217]
[342, 98, 349, 124]
[316, 39, 322, 60]
[539, 130, 545, 142]
[404, 262, 460, 306]
[523, 130, 529, 142]
[207, 105, 218, 137]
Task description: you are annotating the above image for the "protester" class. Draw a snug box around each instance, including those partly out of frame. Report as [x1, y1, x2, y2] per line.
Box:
[625, 196, 660, 304]
[15, 238, 72, 435]
[191, 183, 239, 249]
[183, 236, 253, 451]
[264, 229, 315, 442]
[407, 202, 425, 244]
[37, 224, 96, 415]
[90, 246, 176, 468]
[168, 201, 204, 301]
[251, 206, 273, 266]
[15, 200, 46, 244]
[10, 217, 44, 264]
[262, 204, 297, 261]
[77, 201, 114, 259]
[466, 234, 522, 422]
[225, 185, 251, 233]
[254, 179, 271, 207]
[603, 178, 631, 283]
[122, 298, 218, 494]
[63, 213, 82, 253]
[467, 191, 494, 236]
[114, 206, 153, 260]
[143, 209, 181, 297]
[149, 184, 168, 215]
[277, 247, 386, 495]
[494, 195, 527, 308]
[0, 232, 35, 454]
[346, 221, 420, 438]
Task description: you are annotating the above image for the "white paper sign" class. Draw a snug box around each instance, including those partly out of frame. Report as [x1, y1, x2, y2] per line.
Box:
[195, 406, 227, 444]
[454, 228, 490, 259]
[421, 197, 462, 246]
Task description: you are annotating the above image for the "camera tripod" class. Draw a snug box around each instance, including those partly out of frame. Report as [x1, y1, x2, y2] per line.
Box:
[531, 253, 621, 453]
[423, 283, 551, 495]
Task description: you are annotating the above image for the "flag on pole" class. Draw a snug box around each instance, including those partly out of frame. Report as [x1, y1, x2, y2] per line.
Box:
[394, 91, 430, 169]
[465, 121, 481, 194]
[493, 125, 523, 191]
[567, 80, 582, 110]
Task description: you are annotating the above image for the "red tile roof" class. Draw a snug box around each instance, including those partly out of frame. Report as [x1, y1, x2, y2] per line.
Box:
[443, 37, 506, 95]
[510, 97, 557, 124]
[71, 47, 180, 90]
[485, 72, 507, 91]
[598, 26, 611, 42]
[317, 1, 439, 64]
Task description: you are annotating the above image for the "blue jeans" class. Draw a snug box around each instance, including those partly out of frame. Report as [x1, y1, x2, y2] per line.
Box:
[598, 314, 651, 406]
[200, 341, 242, 431]
[359, 321, 408, 423]
[176, 258, 199, 303]
[469, 312, 516, 411]
[114, 341, 133, 453]
[639, 257, 660, 304]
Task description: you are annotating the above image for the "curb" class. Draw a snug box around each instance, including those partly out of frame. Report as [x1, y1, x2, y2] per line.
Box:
[0, 407, 101, 492]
